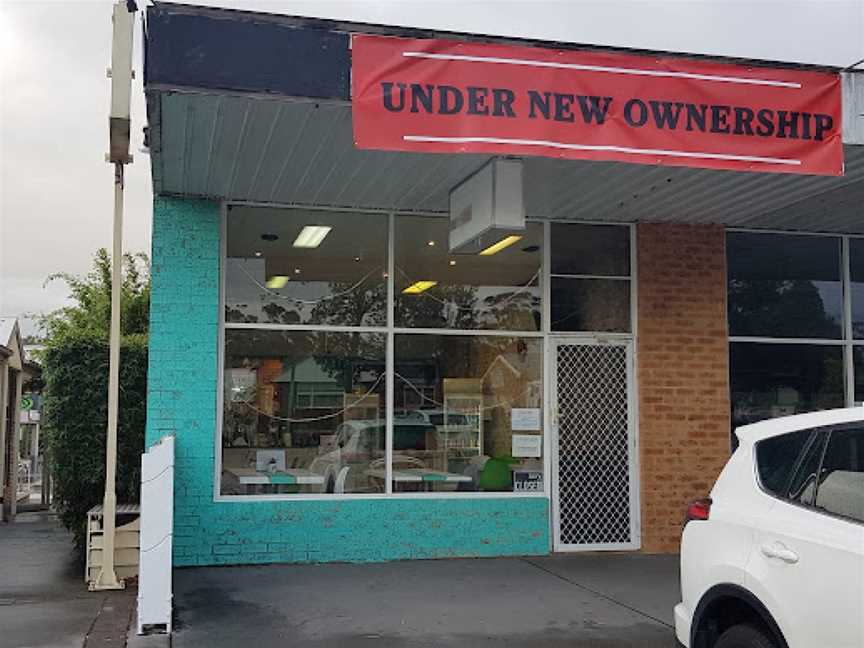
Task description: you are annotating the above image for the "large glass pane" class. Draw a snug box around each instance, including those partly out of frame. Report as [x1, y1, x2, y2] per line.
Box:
[394, 216, 542, 331]
[551, 223, 630, 276]
[730, 343, 844, 430]
[854, 347, 864, 404]
[221, 329, 386, 496]
[225, 207, 387, 326]
[392, 334, 543, 493]
[850, 238, 864, 339]
[551, 277, 631, 333]
[727, 232, 842, 338]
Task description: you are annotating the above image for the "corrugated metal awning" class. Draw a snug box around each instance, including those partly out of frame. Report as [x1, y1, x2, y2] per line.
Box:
[147, 90, 864, 233]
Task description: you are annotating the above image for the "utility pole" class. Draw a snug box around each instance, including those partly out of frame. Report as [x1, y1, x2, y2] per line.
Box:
[92, 0, 136, 591]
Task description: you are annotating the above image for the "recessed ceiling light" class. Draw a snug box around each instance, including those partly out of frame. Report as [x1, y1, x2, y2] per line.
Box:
[265, 275, 290, 289]
[254, 251, 263, 257]
[354, 256, 361, 262]
[449, 260, 456, 266]
[261, 233, 279, 242]
[427, 240, 435, 246]
[402, 280, 438, 294]
[294, 268, 301, 274]
[479, 235, 523, 256]
[293, 225, 332, 248]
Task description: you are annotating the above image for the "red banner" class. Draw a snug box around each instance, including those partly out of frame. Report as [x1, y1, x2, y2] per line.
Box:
[351, 34, 843, 176]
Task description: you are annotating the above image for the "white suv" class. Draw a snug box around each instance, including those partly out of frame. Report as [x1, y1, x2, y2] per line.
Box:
[675, 408, 864, 648]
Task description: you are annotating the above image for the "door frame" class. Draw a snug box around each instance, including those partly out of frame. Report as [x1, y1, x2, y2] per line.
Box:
[550, 336, 641, 552]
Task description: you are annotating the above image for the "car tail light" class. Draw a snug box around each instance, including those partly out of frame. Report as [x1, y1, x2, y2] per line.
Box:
[684, 498, 712, 525]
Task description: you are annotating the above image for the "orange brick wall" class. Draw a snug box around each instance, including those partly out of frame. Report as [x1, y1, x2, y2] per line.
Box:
[637, 223, 731, 553]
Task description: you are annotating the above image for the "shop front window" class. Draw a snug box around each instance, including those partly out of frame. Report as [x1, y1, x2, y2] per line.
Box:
[726, 231, 855, 432]
[729, 343, 844, 430]
[392, 334, 543, 493]
[850, 238, 864, 340]
[394, 216, 542, 331]
[224, 207, 387, 327]
[727, 232, 842, 339]
[550, 223, 632, 333]
[854, 347, 864, 405]
[220, 206, 548, 498]
[221, 329, 386, 495]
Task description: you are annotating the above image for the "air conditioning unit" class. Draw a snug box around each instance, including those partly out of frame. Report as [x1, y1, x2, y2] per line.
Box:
[449, 158, 525, 255]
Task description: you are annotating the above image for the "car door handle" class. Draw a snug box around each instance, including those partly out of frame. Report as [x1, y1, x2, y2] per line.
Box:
[761, 542, 799, 564]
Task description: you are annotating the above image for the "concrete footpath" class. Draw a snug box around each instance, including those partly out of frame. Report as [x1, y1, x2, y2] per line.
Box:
[0, 511, 135, 648]
[1, 512, 681, 647]
[171, 553, 680, 647]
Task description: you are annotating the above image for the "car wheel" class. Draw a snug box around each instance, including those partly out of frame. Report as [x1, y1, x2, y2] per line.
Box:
[714, 624, 777, 648]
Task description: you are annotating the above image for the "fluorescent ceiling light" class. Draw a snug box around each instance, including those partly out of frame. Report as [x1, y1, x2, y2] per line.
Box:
[266, 275, 290, 289]
[402, 280, 438, 294]
[292, 225, 332, 248]
[479, 235, 523, 256]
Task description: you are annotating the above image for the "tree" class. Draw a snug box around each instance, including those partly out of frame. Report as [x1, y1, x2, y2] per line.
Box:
[40, 249, 151, 556]
[41, 248, 150, 339]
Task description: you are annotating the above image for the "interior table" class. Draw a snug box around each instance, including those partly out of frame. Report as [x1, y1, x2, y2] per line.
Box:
[225, 467, 325, 494]
[365, 468, 472, 491]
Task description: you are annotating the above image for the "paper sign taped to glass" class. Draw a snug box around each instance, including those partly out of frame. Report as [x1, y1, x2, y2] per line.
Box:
[512, 433, 542, 457]
[513, 470, 544, 492]
[511, 408, 541, 431]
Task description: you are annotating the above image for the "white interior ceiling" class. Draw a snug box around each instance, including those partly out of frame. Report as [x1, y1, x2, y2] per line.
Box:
[150, 90, 864, 233]
[226, 206, 544, 286]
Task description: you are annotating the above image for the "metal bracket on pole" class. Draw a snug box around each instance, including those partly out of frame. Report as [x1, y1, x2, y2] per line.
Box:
[92, 0, 136, 592]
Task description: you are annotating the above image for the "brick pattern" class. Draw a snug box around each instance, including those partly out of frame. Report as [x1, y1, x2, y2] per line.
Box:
[637, 223, 731, 553]
[146, 197, 550, 566]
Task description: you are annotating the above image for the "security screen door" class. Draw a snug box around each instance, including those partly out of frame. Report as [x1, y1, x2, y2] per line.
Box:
[551, 339, 639, 551]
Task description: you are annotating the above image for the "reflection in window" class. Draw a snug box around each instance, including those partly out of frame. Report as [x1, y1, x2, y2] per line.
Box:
[550, 223, 630, 276]
[730, 343, 844, 430]
[850, 239, 864, 339]
[727, 232, 842, 339]
[855, 348, 864, 405]
[551, 278, 630, 333]
[392, 334, 543, 493]
[221, 330, 386, 496]
[549, 223, 631, 333]
[225, 207, 387, 327]
[394, 216, 542, 331]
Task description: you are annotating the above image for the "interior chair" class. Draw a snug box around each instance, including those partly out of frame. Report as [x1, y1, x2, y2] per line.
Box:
[333, 465, 351, 494]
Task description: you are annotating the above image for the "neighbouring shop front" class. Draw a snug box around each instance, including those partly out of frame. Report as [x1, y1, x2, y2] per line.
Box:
[142, 3, 863, 565]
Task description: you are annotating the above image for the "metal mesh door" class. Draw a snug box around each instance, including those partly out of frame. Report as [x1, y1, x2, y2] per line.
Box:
[554, 342, 635, 549]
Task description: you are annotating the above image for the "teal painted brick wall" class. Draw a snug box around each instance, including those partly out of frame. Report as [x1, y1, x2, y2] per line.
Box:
[146, 197, 551, 566]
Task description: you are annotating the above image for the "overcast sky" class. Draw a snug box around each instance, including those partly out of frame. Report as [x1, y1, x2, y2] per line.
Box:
[1, 0, 862, 337]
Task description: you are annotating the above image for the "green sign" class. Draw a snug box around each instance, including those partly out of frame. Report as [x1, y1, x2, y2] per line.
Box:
[21, 395, 33, 411]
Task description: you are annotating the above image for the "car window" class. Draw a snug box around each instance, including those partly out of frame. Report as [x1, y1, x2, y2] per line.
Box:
[757, 429, 813, 496]
[815, 428, 864, 523]
[786, 432, 827, 506]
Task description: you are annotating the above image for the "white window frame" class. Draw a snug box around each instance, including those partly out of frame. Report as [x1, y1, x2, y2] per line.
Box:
[214, 202, 637, 503]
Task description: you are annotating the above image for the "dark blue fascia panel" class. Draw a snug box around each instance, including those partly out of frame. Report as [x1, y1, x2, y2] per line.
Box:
[144, 4, 350, 100]
[143, 3, 835, 101]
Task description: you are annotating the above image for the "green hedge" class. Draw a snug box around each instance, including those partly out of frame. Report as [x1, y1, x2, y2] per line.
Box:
[42, 333, 148, 554]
